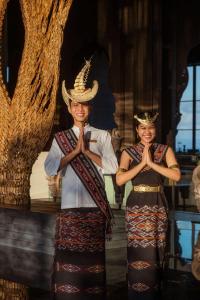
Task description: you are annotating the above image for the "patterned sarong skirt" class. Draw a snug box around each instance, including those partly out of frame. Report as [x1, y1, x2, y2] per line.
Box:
[126, 191, 168, 300]
[53, 208, 106, 300]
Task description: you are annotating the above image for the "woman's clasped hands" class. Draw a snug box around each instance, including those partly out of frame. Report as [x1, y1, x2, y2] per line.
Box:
[141, 144, 153, 168]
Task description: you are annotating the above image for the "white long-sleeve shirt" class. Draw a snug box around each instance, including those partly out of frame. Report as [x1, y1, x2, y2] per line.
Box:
[44, 124, 118, 209]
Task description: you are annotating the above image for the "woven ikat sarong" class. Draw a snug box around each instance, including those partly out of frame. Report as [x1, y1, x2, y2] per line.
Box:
[53, 208, 106, 300]
[126, 204, 168, 300]
[124, 142, 169, 299]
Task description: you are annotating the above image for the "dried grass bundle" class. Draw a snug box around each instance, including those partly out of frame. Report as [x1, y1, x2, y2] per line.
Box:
[0, 0, 73, 208]
[0, 1, 73, 298]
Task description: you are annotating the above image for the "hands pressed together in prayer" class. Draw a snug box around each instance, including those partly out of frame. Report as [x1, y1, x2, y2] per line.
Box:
[72, 126, 102, 167]
[59, 126, 102, 170]
[140, 143, 181, 182]
[116, 143, 154, 186]
[116, 142, 181, 186]
[74, 127, 87, 155]
[141, 144, 153, 168]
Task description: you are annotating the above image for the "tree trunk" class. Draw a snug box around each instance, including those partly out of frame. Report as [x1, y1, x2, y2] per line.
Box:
[0, 171, 30, 208]
[0, 279, 28, 300]
[0, 0, 73, 298]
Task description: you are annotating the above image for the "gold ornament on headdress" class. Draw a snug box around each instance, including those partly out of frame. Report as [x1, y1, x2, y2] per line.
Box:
[62, 57, 99, 106]
[134, 112, 159, 125]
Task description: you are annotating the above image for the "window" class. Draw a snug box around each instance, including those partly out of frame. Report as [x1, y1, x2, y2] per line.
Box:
[176, 65, 200, 153]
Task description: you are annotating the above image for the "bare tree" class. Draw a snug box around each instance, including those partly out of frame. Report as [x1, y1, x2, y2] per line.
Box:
[0, 0, 73, 298]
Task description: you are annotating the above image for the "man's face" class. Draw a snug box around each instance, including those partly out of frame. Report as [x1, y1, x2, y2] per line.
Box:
[69, 101, 91, 123]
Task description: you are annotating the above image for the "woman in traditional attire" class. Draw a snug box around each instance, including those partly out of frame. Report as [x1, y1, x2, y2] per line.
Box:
[44, 57, 118, 300]
[116, 112, 181, 300]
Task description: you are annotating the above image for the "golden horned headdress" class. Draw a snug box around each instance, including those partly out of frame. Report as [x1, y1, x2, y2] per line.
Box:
[62, 57, 98, 106]
[134, 112, 159, 125]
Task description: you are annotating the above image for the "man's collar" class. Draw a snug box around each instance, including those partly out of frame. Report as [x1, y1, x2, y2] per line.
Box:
[72, 124, 90, 131]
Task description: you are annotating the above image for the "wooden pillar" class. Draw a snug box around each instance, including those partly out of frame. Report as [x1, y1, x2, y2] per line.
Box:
[131, 0, 162, 140]
[97, 0, 163, 145]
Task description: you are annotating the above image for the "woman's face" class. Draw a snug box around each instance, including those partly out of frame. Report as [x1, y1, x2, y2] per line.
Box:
[136, 123, 156, 144]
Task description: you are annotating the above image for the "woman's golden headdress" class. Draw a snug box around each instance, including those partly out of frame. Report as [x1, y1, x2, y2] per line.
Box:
[134, 112, 159, 125]
[62, 57, 98, 106]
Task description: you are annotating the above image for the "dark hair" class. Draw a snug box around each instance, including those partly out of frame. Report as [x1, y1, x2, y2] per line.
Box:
[69, 100, 92, 107]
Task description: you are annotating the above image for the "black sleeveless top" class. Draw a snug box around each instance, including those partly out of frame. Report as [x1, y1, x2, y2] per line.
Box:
[125, 143, 168, 187]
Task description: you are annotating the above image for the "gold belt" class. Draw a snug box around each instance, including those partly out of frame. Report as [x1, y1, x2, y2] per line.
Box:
[133, 184, 161, 192]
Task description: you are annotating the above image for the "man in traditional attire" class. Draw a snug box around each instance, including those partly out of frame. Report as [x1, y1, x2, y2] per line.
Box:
[44, 57, 118, 300]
